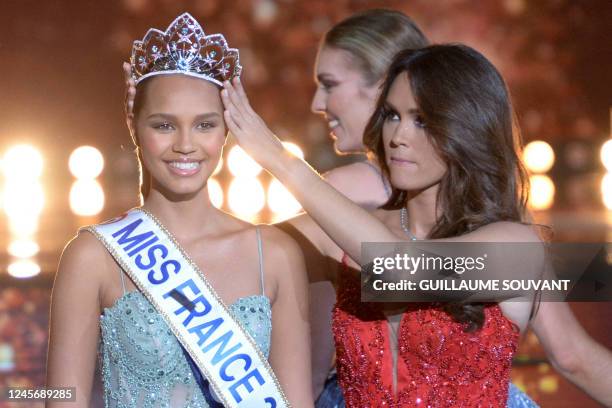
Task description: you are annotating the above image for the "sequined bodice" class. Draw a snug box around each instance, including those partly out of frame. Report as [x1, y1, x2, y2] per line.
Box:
[332, 265, 519, 408]
[99, 291, 271, 408]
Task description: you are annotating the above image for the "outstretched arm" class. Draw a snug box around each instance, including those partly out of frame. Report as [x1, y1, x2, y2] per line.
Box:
[531, 302, 612, 406]
[222, 78, 396, 265]
[221, 79, 542, 263]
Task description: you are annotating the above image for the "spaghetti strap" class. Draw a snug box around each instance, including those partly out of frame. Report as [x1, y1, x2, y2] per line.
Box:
[255, 226, 265, 296]
[118, 265, 127, 295]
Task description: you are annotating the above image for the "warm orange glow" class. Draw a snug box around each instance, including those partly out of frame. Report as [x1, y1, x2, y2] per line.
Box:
[523, 141, 555, 174]
[529, 175, 555, 210]
[69, 146, 104, 179]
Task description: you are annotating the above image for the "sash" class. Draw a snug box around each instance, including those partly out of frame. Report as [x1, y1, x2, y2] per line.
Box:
[87, 208, 289, 408]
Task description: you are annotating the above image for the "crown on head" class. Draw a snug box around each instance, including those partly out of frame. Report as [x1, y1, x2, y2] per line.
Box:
[130, 13, 241, 87]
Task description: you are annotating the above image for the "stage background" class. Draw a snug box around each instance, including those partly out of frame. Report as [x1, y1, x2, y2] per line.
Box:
[0, 1, 611, 407]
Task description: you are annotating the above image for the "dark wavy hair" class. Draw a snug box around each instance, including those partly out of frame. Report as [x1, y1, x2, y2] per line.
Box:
[364, 44, 530, 331]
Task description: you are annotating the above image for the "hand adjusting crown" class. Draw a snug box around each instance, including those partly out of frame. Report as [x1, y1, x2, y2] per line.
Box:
[130, 12, 241, 86]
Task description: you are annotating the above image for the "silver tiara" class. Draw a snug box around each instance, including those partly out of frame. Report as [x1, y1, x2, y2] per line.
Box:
[130, 12, 242, 86]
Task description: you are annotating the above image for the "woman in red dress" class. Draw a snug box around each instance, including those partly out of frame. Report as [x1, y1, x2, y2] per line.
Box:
[222, 44, 544, 407]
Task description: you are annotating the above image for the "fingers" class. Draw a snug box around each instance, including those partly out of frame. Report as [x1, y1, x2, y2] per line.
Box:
[232, 77, 255, 114]
[221, 88, 245, 128]
[123, 62, 136, 118]
[122, 62, 132, 84]
[223, 109, 240, 136]
[223, 80, 249, 118]
[126, 87, 136, 117]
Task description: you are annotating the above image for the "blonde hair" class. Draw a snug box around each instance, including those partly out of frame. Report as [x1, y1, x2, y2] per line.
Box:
[323, 9, 429, 86]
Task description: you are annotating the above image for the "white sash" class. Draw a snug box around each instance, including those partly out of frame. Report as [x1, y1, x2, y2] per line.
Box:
[87, 208, 289, 408]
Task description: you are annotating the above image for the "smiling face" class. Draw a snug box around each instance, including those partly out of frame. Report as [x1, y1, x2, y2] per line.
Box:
[382, 73, 447, 193]
[133, 75, 226, 198]
[311, 46, 380, 154]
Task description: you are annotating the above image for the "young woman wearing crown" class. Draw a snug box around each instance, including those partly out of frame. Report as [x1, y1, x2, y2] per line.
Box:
[46, 13, 314, 408]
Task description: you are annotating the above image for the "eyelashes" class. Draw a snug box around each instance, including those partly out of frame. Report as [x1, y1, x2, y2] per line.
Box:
[150, 121, 218, 131]
[382, 107, 400, 122]
[381, 107, 427, 129]
[318, 80, 338, 91]
[152, 122, 173, 131]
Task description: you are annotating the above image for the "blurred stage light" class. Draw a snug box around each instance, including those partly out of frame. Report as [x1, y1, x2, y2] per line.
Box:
[253, 0, 278, 26]
[207, 178, 224, 209]
[538, 375, 559, 393]
[227, 146, 262, 177]
[70, 179, 105, 216]
[1, 145, 43, 180]
[282, 142, 305, 160]
[601, 173, 612, 210]
[523, 141, 555, 173]
[268, 179, 301, 221]
[0, 343, 15, 371]
[228, 177, 265, 218]
[600, 140, 612, 171]
[9, 215, 39, 236]
[69, 146, 104, 179]
[528, 175, 555, 210]
[7, 259, 41, 279]
[3, 181, 45, 218]
[8, 239, 40, 258]
[213, 157, 224, 176]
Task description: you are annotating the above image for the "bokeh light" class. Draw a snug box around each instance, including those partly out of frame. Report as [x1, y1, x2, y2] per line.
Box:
[3, 182, 45, 218]
[529, 175, 555, 210]
[1, 145, 44, 180]
[601, 173, 612, 210]
[8, 239, 40, 258]
[69, 179, 105, 216]
[228, 177, 265, 218]
[227, 146, 262, 177]
[7, 259, 41, 279]
[600, 140, 612, 172]
[69, 146, 104, 179]
[538, 375, 559, 393]
[8, 215, 39, 236]
[268, 178, 301, 221]
[523, 141, 555, 174]
[207, 178, 224, 209]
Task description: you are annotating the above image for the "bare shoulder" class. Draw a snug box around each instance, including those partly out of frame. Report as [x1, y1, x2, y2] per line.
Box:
[61, 230, 112, 270]
[57, 229, 115, 288]
[324, 161, 383, 189]
[52, 229, 116, 314]
[256, 225, 307, 302]
[324, 161, 388, 206]
[470, 221, 542, 242]
[325, 161, 379, 180]
[256, 224, 304, 263]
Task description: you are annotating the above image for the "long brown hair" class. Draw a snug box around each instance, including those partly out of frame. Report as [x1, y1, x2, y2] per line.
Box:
[364, 44, 529, 331]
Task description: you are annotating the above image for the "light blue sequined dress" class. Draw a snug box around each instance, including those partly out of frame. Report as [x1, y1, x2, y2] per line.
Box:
[98, 229, 272, 408]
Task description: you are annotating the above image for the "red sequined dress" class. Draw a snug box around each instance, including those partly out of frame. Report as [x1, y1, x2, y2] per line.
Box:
[332, 257, 520, 407]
